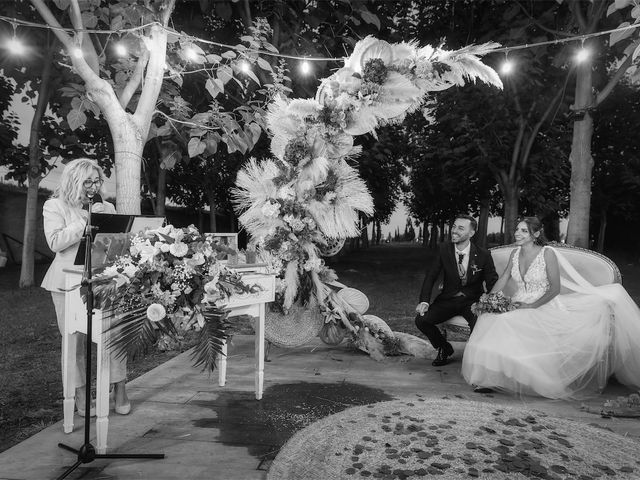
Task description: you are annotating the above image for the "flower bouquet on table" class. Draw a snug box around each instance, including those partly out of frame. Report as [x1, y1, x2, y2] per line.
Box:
[471, 292, 516, 316]
[89, 224, 262, 372]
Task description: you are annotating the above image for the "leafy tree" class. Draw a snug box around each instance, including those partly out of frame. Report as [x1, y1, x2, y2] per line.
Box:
[355, 127, 407, 245]
[521, 0, 640, 246]
[590, 81, 640, 251]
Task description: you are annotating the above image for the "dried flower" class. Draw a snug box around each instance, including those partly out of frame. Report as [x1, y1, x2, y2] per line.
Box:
[362, 58, 388, 84]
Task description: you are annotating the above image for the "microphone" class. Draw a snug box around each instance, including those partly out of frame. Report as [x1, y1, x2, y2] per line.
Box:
[83, 192, 102, 211]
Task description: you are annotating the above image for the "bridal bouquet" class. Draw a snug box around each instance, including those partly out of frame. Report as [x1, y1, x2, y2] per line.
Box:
[89, 224, 261, 371]
[471, 292, 516, 316]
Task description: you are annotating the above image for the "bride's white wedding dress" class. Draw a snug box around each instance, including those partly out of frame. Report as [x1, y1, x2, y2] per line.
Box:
[462, 246, 640, 399]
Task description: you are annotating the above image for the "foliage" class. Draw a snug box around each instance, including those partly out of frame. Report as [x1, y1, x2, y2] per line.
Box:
[355, 126, 408, 225]
[402, 1, 577, 242]
[590, 81, 640, 243]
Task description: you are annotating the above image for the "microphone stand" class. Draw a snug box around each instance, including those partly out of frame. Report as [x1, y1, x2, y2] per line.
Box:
[56, 195, 164, 480]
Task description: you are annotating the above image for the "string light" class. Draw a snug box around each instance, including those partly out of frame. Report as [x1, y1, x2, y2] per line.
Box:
[1, 14, 639, 64]
[239, 60, 251, 73]
[6, 36, 25, 55]
[71, 46, 83, 58]
[299, 60, 312, 75]
[5, 22, 25, 55]
[575, 39, 590, 63]
[184, 46, 198, 62]
[114, 42, 127, 56]
[500, 51, 513, 75]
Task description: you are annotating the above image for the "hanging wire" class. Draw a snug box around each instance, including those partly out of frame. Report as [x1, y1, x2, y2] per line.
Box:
[1, 14, 640, 62]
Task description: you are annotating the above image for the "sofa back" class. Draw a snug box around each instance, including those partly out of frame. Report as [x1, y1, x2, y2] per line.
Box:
[490, 242, 621, 296]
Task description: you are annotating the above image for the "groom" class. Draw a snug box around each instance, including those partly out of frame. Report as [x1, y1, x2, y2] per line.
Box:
[415, 215, 498, 366]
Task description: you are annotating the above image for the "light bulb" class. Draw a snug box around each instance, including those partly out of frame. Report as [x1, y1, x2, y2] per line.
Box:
[71, 46, 83, 59]
[300, 60, 311, 75]
[239, 60, 251, 73]
[114, 43, 127, 56]
[575, 47, 590, 63]
[6, 37, 25, 55]
[185, 47, 198, 62]
[500, 60, 514, 75]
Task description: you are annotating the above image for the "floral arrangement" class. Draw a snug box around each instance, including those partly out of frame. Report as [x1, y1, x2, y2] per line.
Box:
[232, 36, 501, 357]
[471, 292, 516, 316]
[90, 224, 260, 371]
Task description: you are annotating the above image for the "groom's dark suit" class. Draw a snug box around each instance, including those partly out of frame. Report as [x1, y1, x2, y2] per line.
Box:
[415, 241, 498, 350]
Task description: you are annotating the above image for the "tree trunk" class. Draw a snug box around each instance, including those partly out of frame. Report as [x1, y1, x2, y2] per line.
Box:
[361, 219, 369, 248]
[540, 211, 560, 242]
[156, 167, 167, 216]
[208, 191, 217, 233]
[596, 207, 607, 253]
[143, 163, 156, 215]
[422, 219, 429, 247]
[20, 46, 54, 287]
[502, 185, 519, 245]
[430, 224, 438, 249]
[376, 220, 381, 245]
[476, 197, 490, 248]
[198, 210, 205, 233]
[439, 219, 446, 242]
[229, 209, 236, 233]
[111, 117, 145, 214]
[566, 61, 594, 248]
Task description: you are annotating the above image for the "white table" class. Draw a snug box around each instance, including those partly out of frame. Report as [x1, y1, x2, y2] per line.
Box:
[217, 269, 276, 399]
[62, 266, 275, 453]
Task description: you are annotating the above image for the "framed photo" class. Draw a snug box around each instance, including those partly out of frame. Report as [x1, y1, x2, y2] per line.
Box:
[206, 233, 238, 263]
[91, 233, 131, 267]
[129, 216, 166, 235]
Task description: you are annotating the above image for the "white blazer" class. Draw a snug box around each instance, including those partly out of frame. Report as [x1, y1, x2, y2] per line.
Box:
[41, 198, 116, 292]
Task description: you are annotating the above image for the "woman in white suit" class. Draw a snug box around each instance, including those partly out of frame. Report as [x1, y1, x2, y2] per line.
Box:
[42, 158, 130, 416]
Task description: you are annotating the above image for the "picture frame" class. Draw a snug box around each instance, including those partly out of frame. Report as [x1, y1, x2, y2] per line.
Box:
[206, 233, 238, 263]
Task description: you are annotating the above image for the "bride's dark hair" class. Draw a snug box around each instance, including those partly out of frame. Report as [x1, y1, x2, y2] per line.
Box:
[519, 216, 548, 246]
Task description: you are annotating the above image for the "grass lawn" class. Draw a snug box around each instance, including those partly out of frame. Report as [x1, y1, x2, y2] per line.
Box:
[1, 243, 639, 453]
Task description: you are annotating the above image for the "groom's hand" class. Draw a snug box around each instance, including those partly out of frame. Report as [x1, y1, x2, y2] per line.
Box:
[415, 302, 429, 316]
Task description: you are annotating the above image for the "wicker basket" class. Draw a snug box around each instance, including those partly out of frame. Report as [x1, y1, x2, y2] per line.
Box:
[318, 237, 345, 257]
[257, 303, 324, 348]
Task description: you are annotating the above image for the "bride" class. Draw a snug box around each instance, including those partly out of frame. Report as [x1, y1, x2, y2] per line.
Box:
[462, 216, 640, 399]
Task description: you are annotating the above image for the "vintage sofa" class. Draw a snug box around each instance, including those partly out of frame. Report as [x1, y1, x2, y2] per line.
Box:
[437, 242, 622, 338]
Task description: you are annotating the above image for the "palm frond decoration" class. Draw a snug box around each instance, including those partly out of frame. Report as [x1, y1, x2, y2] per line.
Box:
[431, 42, 503, 90]
[190, 307, 231, 372]
[105, 306, 176, 360]
[307, 161, 374, 238]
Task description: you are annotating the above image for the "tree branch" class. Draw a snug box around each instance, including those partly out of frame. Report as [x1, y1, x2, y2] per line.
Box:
[520, 86, 565, 171]
[588, 0, 607, 32]
[68, 0, 99, 74]
[595, 39, 640, 106]
[514, 1, 575, 37]
[119, 50, 150, 110]
[133, 0, 176, 128]
[30, 0, 101, 88]
[570, 0, 588, 31]
[243, 0, 253, 28]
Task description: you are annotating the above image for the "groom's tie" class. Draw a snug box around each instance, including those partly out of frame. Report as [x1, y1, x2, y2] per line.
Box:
[457, 253, 467, 285]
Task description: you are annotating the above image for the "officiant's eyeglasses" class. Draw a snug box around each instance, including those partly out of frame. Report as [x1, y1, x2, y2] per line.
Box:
[83, 179, 104, 188]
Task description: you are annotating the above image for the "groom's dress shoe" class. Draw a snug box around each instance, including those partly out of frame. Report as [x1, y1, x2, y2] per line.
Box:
[432, 342, 454, 366]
